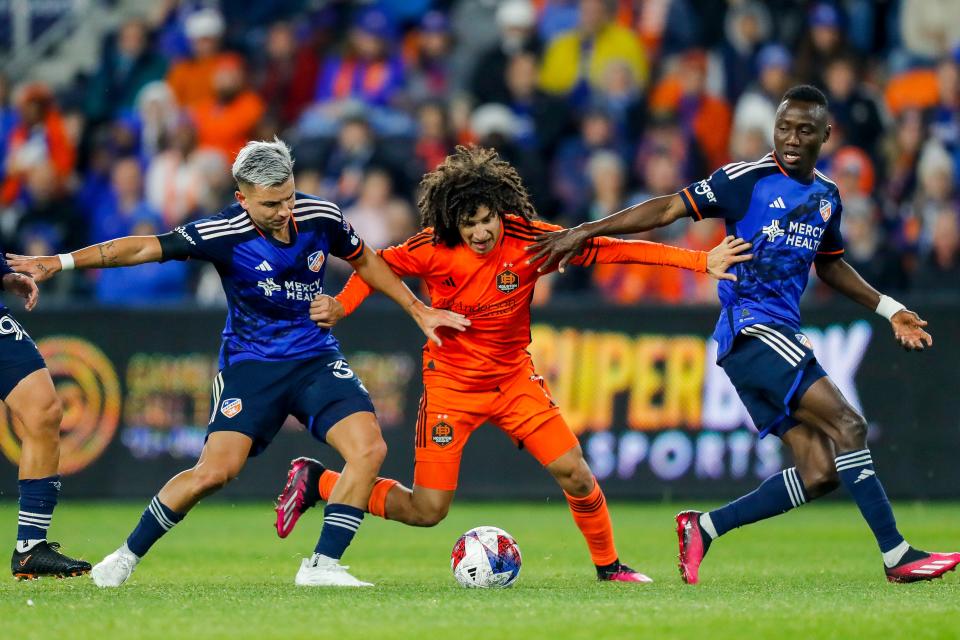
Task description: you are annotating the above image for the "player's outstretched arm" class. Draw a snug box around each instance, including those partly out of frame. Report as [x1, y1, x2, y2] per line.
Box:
[526, 193, 688, 273]
[6, 236, 163, 282]
[814, 256, 932, 351]
[575, 234, 753, 280]
[344, 246, 470, 346]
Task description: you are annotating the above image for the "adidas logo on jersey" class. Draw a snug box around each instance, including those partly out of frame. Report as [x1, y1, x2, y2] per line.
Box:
[442, 276, 456, 287]
[769, 196, 787, 209]
[255, 260, 273, 272]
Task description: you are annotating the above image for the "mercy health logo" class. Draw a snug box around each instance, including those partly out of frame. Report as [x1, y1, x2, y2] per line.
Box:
[220, 398, 243, 418]
[761, 220, 785, 242]
[257, 278, 281, 296]
[308, 250, 325, 272]
[285, 279, 323, 301]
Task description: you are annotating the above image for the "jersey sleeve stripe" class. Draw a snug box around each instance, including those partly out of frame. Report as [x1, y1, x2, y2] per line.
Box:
[681, 188, 702, 220]
[199, 225, 255, 240]
[195, 211, 249, 229]
[816, 248, 844, 255]
[502, 224, 539, 239]
[407, 237, 434, 251]
[293, 211, 342, 223]
[294, 203, 341, 215]
[295, 198, 340, 210]
[726, 162, 776, 180]
[341, 240, 365, 261]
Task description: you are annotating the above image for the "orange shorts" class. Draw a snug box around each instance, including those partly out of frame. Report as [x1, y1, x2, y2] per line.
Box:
[412, 367, 578, 491]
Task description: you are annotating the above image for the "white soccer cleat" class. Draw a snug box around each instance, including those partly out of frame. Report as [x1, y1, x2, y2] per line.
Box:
[91, 544, 140, 587]
[295, 554, 373, 587]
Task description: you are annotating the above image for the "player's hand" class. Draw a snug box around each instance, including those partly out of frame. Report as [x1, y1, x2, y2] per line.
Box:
[410, 300, 470, 347]
[1, 273, 39, 311]
[525, 225, 591, 273]
[310, 294, 345, 328]
[5, 254, 61, 282]
[890, 309, 932, 351]
[706, 236, 753, 282]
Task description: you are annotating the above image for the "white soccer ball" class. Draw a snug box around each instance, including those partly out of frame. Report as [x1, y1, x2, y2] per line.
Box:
[450, 525, 522, 588]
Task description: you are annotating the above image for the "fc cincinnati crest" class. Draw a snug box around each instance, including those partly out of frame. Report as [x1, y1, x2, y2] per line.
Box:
[307, 250, 325, 272]
[220, 398, 243, 418]
[496, 269, 519, 294]
[432, 421, 453, 447]
[819, 199, 832, 222]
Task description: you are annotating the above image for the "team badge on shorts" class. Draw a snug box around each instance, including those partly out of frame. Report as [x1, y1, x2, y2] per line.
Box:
[307, 250, 325, 272]
[819, 199, 832, 222]
[795, 333, 812, 349]
[220, 398, 243, 418]
[431, 421, 454, 447]
[496, 269, 519, 294]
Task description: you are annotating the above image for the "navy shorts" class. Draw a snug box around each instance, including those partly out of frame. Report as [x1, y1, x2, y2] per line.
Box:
[206, 352, 375, 456]
[720, 323, 827, 439]
[0, 313, 46, 400]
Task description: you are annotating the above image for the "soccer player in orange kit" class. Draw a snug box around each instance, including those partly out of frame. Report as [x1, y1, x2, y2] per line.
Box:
[274, 146, 751, 582]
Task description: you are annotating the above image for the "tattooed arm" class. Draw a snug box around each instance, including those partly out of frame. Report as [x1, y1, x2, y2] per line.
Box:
[6, 237, 163, 282]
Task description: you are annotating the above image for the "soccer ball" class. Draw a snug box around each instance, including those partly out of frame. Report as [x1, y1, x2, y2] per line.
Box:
[450, 526, 522, 588]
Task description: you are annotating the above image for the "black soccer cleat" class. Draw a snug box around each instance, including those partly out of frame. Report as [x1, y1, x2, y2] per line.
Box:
[12, 541, 91, 580]
[596, 560, 653, 583]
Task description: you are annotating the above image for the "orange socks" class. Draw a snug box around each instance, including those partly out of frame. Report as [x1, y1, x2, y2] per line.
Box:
[318, 470, 398, 519]
[564, 479, 618, 566]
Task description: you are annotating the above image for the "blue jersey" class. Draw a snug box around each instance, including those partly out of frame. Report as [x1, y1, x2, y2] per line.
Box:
[679, 152, 844, 360]
[159, 193, 365, 368]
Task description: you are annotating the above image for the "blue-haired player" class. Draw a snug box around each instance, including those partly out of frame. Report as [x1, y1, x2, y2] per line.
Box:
[0, 258, 92, 579]
[527, 85, 960, 584]
[8, 138, 469, 587]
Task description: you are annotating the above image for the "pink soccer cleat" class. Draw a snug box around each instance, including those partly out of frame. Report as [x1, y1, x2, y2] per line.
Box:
[676, 510, 711, 585]
[885, 551, 960, 583]
[275, 457, 325, 538]
[597, 561, 653, 583]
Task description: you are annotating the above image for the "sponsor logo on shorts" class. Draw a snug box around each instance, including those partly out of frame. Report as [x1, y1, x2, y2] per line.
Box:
[431, 421, 453, 447]
[496, 269, 519, 294]
[307, 250, 325, 272]
[220, 398, 243, 418]
[795, 333, 811, 349]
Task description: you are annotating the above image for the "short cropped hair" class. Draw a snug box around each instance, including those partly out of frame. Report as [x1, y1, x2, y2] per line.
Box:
[781, 84, 829, 108]
[232, 137, 294, 188]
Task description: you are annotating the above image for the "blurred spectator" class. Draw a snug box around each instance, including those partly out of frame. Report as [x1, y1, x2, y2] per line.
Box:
[191, 54, 265, 160]
[552, 106, 631, 218]
[633, 114, 706, 188]
[13, 163, 85, 254]
[91, 157, 161, 242]
[342, 169, 407, 250]
[134, 81, 179, 162]
[929, 49, 960, 155]
[251, 21, 316, 130]
[0, 74, 17, 179]
[469, 0, 541, 104]
[649, 50, 732, 169]
[166, 8, 231, 108]
[719, 1, 772, 103]
[905, 141, 958, 252]
[581, 150, 628, 223]
[503, 52, 570, 157]
[840, 196, 909, 293]
[413, 101, 455, 174]
[912, 207, 960, 292]
[94, 212, 189, 305]
[145, 118, 227, 226]
[314, 7, 405, 108]
[733, 44, 793, 146]
[1, 83, 75, 206]
[882, 109, 927, 206]
[593, 59, 647, 142]
[404, 11, 457, 104]
[829, 145, 877, 200]
[539, 0, 648, 107]
[823, 55, 884, 156]
[793, 2, 853, 87]
[899, 0, 960, 62]
[85, 18, 168, 125]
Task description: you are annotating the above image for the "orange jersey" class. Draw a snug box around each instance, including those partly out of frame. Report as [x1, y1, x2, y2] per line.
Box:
[336, 215, 707, 390]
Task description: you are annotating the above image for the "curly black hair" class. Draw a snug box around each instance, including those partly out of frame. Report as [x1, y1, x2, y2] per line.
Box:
[417, 145, 537, 247]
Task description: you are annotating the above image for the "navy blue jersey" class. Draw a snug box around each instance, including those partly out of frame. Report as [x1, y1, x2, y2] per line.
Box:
[0, 252, 13, 316]
[159, 193, 365, 368]
[680, 152, 844, 359]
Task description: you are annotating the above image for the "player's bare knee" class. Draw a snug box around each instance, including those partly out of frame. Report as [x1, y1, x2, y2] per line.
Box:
[799, 466, 840, 499]
[17, 395, 63, 441]
[348, 436, 387, 473]
[414, 504, 448, 527]
[190, 466, 236, 495]
[834, 410, 868, 451]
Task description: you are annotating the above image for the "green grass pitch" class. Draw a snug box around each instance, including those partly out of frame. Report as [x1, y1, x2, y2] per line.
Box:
[1, 501, 958, 639]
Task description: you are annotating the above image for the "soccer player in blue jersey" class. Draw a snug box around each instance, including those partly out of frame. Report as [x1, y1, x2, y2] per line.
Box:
[0, 258, 92, 579]
[8, 139, 468, 587]
[527, 85, 960, 584]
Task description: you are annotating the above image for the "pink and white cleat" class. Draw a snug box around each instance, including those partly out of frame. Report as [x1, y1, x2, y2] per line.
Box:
[597, 561, 653, 583]
[885, 550, 960, 583]
[676, 510, 711, 585]
[275, 457, 325, 538]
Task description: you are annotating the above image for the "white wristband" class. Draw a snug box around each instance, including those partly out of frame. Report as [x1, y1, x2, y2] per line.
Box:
[875, 294, 905, 321]
[58, 253, 75, 271]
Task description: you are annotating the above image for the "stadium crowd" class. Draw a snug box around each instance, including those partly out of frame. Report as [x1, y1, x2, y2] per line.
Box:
[0, 0, 958, 306]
